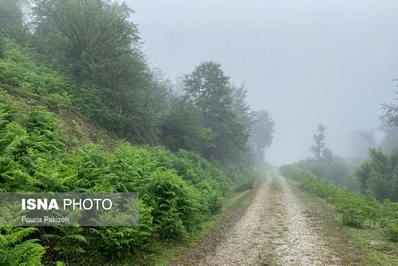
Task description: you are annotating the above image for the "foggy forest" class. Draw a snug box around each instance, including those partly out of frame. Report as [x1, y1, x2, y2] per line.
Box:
[0, 0, 397, 265]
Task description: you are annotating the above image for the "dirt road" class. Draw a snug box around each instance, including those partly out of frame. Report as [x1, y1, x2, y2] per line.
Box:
[171, 169, 360, 266]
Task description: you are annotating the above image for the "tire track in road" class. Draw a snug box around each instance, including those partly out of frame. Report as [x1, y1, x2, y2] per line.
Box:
[171, 169, 355, 266]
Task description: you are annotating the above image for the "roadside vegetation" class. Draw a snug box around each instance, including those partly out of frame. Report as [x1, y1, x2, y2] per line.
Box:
[0, 0, 274, 265]
[282, 166, 398, 264]
[281, 89, 398, 264]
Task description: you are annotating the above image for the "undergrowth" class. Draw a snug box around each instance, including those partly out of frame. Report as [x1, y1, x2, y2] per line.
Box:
[0, 90, 235, 264]
[281, 165, 398, 242]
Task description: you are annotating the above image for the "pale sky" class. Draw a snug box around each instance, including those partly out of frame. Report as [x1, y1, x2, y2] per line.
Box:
[125, 0, 398, 165]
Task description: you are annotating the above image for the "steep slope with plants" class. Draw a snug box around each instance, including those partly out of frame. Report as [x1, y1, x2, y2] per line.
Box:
[0, 89, 232, 265]
[0, 0, 274, 265]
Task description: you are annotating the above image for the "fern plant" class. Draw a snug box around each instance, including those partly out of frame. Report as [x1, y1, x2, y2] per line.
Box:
[0, 227, 45, 266]
[43, 227, 86, 264]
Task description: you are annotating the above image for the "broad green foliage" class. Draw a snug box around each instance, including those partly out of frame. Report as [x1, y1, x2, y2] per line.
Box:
[0, 91, 231, 263]
[282, 166, 398, 241]
[0, 38, 73, 108]
[161, 98, 215, 153]
[0, 35, 166, 144]
[143, 171, 200, 241]
[164, 62, 274, 173]
[31, 0, 168, 144]
[0, 227, 45, 266]
[0, 0, 275, 164]
[183, 62, 250, 164]
[33, 0, 139, 87]
[0, 32, 273, 167]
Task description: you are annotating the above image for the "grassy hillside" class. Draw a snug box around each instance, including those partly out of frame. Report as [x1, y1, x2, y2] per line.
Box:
[0, 37, 252, 265]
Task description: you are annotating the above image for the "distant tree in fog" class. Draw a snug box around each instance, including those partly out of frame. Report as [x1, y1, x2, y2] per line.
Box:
[311, 124, 328, 160]
[250, 110, 274, 162]
[350, 130, 376, 158]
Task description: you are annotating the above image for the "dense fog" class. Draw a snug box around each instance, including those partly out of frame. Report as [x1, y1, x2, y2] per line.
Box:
[128, 0, 398, 165]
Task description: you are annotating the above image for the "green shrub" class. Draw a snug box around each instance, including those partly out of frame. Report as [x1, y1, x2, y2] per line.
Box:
[379, 201, 398, 226]
[336, 195, 368, 228]
[292, 172, 380, 228]
[143, 171, 201, 242]
[47, 227, 87, 263]
[0, 38, 72, 102]
[0, 227, 45, 266]
[88, 201, 154, 259]
[387, 222, 398, 242]
[0, 90, 236, 263]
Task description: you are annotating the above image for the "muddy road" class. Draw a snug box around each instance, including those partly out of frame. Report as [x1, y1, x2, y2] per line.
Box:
[171, 169, 361, 266]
